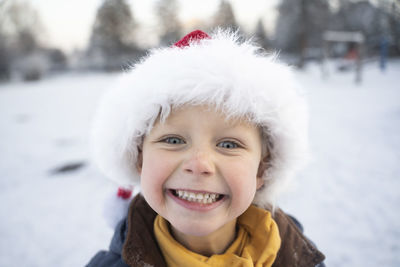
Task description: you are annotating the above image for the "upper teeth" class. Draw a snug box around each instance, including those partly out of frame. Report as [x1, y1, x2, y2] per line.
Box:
[176, 190, 220, 204]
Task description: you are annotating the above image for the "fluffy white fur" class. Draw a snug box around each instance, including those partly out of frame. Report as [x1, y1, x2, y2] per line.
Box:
[91, 29, 309, 209]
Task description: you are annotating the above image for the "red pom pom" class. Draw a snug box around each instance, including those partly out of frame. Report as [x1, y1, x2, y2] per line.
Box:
[173, 30, 210, 48]
[117, 187, 132, 199]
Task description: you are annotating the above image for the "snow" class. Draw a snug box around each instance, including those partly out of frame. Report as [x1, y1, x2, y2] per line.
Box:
[0, 62, 399, 267]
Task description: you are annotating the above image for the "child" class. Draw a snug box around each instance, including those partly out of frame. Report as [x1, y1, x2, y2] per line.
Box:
[87, 29, 325, 267]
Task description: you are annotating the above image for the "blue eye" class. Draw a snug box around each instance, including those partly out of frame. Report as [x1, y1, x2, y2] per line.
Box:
[164, 137, 185, 145]
[217, 141, 239, 149]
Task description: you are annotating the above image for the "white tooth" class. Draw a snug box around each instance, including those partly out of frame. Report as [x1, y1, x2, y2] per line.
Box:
[202, 199, 208, 204]
[204, 193, 209, 199]
[210, 193, 216, 199]
[189, 192, 196, 199]
[207, 198, 212, 203]
[196, 193, 203, 200]
[183, 192, 189, 198]
[178, 190, 183, 197]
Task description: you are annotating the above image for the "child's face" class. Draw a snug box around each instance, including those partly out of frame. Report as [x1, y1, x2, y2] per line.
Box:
[137, 105, 264, 237]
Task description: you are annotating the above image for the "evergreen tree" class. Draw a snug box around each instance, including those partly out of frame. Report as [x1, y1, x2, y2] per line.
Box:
[213, 0, 239, 31]
[88, 0, 139, 70]
[155, 0, 181, 46]
[254, 19, 270, 50]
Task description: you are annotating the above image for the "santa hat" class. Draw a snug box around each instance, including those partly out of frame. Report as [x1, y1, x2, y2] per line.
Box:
[91, 29, 309, 224]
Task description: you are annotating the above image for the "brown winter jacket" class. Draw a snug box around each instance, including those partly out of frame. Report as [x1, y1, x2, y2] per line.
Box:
[87, 194, 325, 267]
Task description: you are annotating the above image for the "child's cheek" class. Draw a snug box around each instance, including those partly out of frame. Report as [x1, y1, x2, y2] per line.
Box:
[228, 160, 259, 206]
[140, 154, 171, 206]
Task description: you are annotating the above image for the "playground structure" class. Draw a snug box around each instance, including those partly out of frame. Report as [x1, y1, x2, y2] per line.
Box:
[322, 31, 365, 83]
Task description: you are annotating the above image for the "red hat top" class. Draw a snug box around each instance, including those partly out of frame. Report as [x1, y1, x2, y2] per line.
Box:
[173, 30, 210, 48]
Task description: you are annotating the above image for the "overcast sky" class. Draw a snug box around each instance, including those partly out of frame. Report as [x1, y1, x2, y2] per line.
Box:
[28, 0, 279, 53]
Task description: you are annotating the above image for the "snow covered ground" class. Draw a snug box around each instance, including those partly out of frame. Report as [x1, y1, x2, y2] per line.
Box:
[0, 61, 399, 267]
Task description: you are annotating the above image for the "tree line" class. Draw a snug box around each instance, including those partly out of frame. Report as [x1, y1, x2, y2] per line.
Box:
[0, 0, 399, 81]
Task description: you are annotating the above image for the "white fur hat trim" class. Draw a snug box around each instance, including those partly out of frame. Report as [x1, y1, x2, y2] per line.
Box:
[91, 29, 309, 208]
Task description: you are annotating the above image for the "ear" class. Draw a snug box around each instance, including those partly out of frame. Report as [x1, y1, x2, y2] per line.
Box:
[256, 153, 270, 190]
[136, 145, 143, 174]
[256, 176, 264, 190]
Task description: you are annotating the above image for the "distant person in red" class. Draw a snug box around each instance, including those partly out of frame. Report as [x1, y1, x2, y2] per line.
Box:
[344, 43, 359, 61]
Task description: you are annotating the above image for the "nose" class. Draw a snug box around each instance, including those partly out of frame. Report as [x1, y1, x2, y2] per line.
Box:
[182, 150, 215, 177]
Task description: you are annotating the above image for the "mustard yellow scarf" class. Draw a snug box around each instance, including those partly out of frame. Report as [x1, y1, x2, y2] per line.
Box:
[154, 205, 281, 267]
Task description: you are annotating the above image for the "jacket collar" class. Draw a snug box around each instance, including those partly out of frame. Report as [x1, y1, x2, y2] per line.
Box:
[122, 194, 167, 266]
[118, 194, 325, 267]
[272, 208, 325, 267]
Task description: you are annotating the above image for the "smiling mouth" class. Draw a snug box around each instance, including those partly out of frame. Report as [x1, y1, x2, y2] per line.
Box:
[170, 189, 225, 204]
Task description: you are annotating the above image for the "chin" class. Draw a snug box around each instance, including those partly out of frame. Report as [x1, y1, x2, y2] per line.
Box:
[171, 219, 221, 237]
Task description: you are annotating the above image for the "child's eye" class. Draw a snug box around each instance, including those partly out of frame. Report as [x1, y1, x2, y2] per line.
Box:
[217, 141, 239, 149]
[163, 137, 185, 145]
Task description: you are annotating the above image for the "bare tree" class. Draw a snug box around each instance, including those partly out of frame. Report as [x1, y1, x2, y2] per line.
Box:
[0, 0, 47, 80]
[331, 1, 391, 55]
[274, 0, 331, 67]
